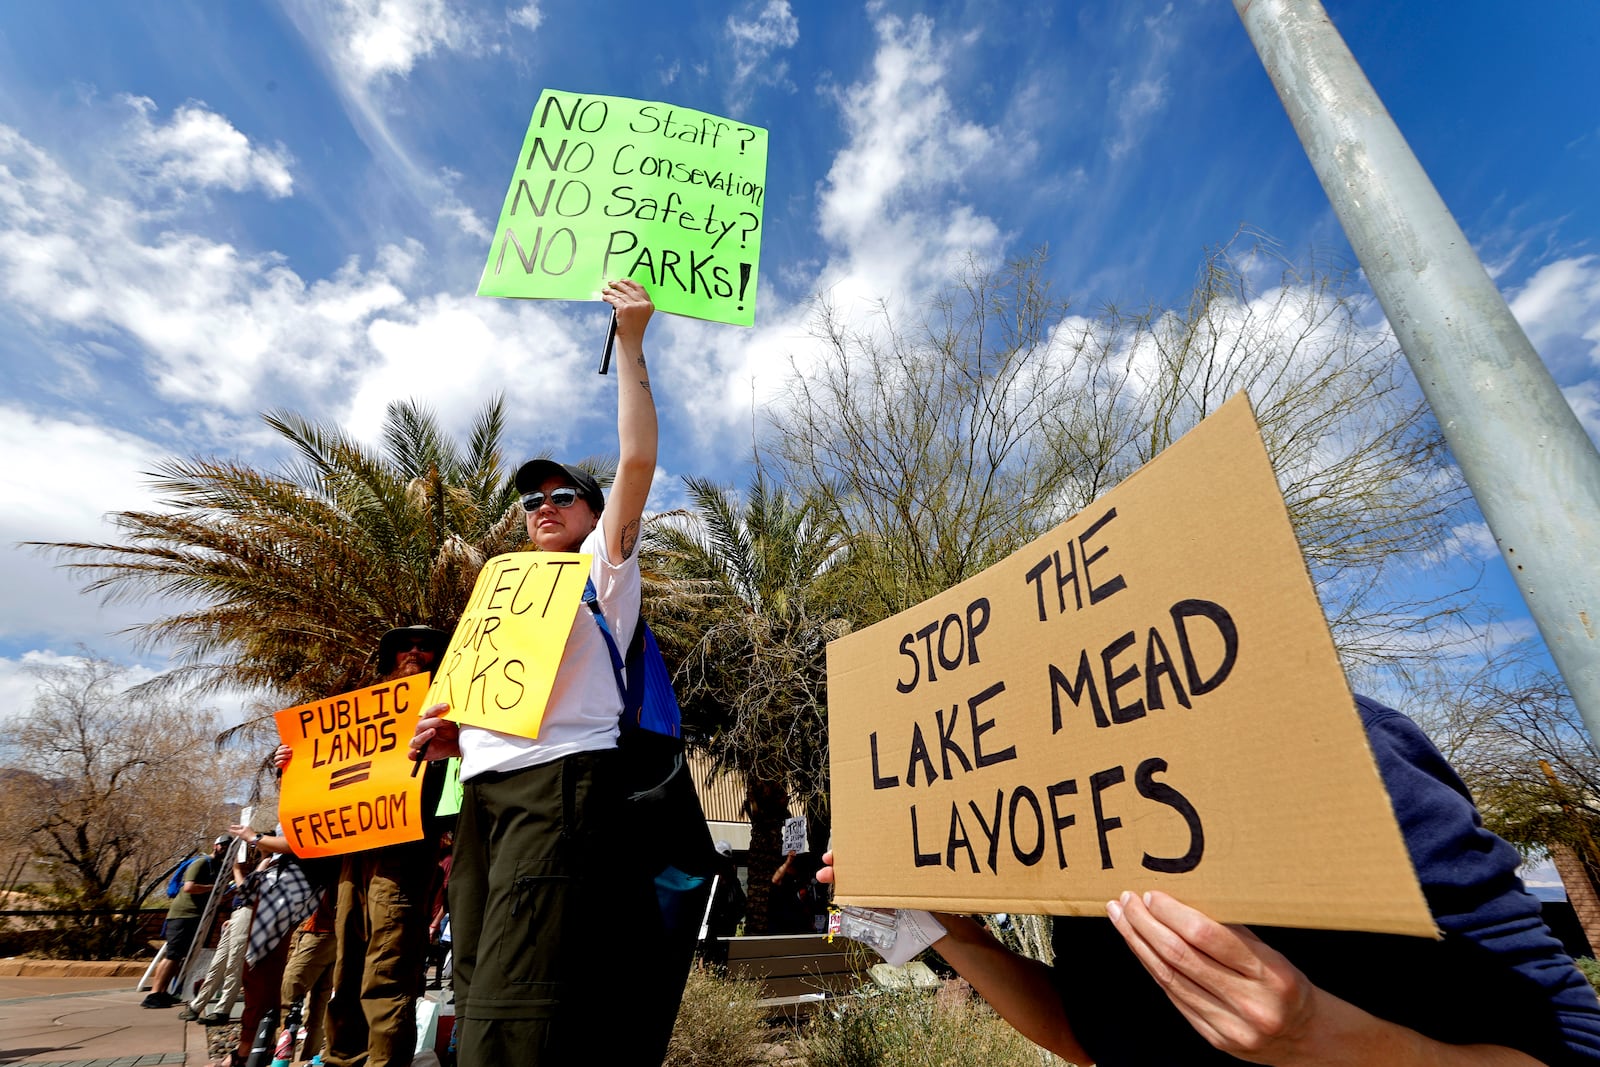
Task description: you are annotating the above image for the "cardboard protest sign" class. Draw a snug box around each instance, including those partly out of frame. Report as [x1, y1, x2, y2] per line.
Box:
[782, 816, 808, 856]
[479, 89, 768, 327]
[276, 674, 432, 858]
[827, 393, 1435, 937]
[422, 551, 589, 741]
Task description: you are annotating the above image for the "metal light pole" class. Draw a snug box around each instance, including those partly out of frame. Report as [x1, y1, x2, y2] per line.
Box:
[1234, 0, 1600, 737]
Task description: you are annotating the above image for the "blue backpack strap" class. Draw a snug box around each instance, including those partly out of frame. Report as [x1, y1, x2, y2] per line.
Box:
[583, 578, 629, 711]
[585, 578, 680, 739]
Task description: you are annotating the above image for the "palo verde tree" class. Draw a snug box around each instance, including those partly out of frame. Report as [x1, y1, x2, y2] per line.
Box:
[772, 238, 1470, 671]
[1409, 645, 1600, 871]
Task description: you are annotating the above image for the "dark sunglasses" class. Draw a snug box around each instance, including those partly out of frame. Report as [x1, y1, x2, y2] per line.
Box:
[396, 639, 436, 654]
[521, 487, 582, 511]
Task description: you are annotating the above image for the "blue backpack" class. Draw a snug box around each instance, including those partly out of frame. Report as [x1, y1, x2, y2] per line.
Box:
[583, 580, 682, 740]
[165, 854, 201, 897]
[582, 582, 717, 873]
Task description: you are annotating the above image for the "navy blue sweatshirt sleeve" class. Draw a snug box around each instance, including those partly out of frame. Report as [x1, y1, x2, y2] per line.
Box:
[1358, 695, 1600, 1064]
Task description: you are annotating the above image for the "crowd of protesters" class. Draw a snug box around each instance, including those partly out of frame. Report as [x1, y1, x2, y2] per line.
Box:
[137, 279, 1600, 1067]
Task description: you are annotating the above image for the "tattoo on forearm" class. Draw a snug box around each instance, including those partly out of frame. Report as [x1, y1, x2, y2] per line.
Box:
[639, 379, 652, 395]
[621, 520, 641, 559]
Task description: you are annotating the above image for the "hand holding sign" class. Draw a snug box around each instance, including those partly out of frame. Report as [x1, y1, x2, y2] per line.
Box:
[410, 705, 460, 763]
[596, 277, 655, 375]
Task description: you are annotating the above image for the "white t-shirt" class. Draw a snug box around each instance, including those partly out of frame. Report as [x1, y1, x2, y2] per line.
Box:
[458, 525, 639, 779]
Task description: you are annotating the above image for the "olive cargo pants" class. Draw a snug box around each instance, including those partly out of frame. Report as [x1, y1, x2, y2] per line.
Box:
[449, 750, 668, 1066]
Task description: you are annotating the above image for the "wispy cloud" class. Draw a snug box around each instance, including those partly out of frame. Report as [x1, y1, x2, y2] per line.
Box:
[815, 12, 1002, 293]
[726, 0, 800, 102]
[1423, 520, 1501, 567]
[1105, 3, 1178, 161]
[506, 2, 541, 33]
[278, 0, 487, 239]
[121, 96, 294, 198]
[668, 9, 1013, 448]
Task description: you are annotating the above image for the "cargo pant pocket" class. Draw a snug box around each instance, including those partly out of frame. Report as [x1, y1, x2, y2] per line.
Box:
[497, 861, 571, 993]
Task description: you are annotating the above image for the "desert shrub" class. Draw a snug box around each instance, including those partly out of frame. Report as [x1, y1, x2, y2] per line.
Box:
[665, 966, 775, 1067]
[800, 983, 1071, 1067]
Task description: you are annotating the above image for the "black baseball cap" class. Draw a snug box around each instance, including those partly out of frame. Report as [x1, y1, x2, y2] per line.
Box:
[514, 460, 604, 515]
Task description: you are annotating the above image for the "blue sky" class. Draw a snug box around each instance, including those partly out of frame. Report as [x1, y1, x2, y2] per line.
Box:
[2, 0, 1598, 768]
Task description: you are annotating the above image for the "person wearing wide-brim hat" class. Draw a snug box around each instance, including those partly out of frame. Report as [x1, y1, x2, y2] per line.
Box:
[272, 621, 455, 1067]
[374, 624, 450, 678]
[410, 278, 670, 1066]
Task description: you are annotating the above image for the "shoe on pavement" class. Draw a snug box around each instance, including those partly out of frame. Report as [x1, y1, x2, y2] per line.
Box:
[201, 1012, 232, 1026]
[141, 992, 177, 1008]
[178, 1005, 201, 1021]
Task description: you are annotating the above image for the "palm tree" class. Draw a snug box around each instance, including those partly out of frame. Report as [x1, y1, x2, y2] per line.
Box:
[643, 472, 849, 933]
[35, 396, 549, 705]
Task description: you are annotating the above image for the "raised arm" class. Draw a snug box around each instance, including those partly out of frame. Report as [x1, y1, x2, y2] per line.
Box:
[227, 823, 294, 856]
[599, 278, 657, 561]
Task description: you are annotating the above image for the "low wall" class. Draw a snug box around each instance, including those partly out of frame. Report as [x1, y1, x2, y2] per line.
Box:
[0, 957, 148, 977]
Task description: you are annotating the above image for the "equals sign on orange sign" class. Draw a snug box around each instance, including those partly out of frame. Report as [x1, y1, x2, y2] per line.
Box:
[330, 761, 373, 790]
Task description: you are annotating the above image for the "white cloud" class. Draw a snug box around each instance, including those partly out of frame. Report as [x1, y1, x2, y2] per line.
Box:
[344, 292, 601, 449]
[121, 96, 294, 198]
[0, 120, 634, 464]
[815, 13, 1002, 288]
[1561, 380, 1600, 445]
[0, 651, 155, 723]
[1507, 255, 1600, 377]
[0, 405, 163, 536]
[331, 0, 476, 85]
[663, 9, 1018, 449]
[432, 168, 491, 240]
[727, 0, 800, 96]
[0, 407, 174, 651]
[1425, 521, 1501, 567]
[507, 2, 541, 32]
[0, 122, 416, 412]
[1106, 76, 1168, 160]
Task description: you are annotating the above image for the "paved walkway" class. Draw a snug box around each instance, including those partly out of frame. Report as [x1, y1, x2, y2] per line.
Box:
[0, 966, 207, 1067]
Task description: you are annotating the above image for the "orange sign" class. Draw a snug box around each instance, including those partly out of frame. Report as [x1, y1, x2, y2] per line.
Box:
[275, 674, 431, 858]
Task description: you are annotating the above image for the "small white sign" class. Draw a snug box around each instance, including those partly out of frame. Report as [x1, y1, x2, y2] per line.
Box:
[782, 816, 807, 855]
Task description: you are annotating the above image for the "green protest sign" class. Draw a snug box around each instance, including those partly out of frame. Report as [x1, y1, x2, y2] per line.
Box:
[479, 89, 768, 327]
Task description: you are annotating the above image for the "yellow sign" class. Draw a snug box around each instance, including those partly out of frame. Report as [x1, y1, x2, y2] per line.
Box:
[423, 551, 590, 740]
[275, 674, 432, 858]
[827, 394, 1434, 937]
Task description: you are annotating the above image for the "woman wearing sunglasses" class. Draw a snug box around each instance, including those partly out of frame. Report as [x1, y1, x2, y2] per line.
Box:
[410, 277, 668, 1066]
